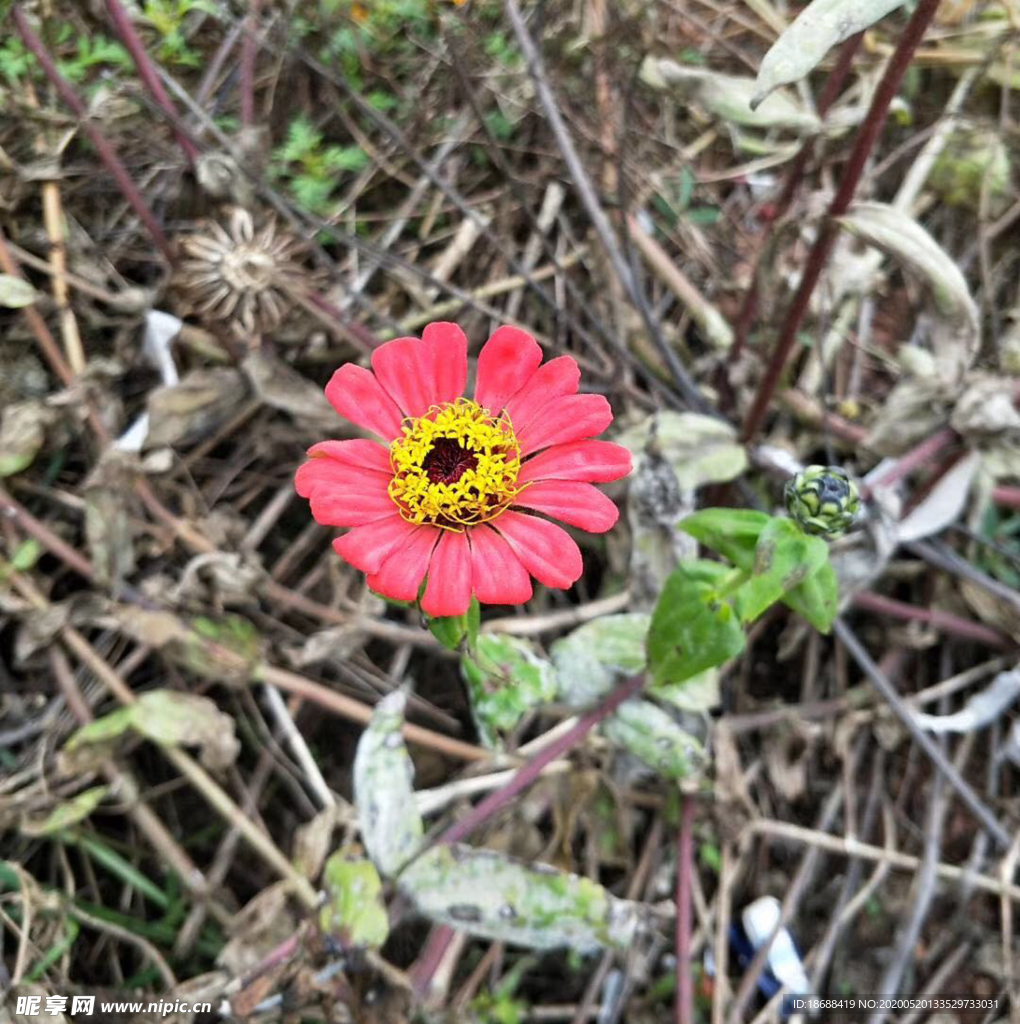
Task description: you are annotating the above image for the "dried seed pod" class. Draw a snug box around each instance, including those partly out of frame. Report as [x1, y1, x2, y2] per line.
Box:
[175, 207, 308, 338]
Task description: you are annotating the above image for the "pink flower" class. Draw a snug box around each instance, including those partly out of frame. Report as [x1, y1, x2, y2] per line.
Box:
[295, 323, 631, 616]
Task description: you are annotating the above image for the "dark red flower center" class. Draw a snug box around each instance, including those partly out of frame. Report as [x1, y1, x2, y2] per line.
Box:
[422, 437, 478, 485]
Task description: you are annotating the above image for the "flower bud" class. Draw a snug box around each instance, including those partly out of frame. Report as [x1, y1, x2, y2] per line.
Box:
[784, 465, 860, 537]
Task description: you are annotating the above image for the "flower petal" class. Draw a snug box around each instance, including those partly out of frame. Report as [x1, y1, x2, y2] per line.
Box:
[308, 473, 396, 527]
[295, 454, 388, 501]
[371, 336, 436, 418]
[421, 530, 473, 617]
[306, 439, 392, 475]
[469, 524, 533, 605]
[473, 325, 543, 414]
[422, 321, 468, 406]
[516, 394, 613, 457]
[367, 525, 441, 601]
[333, 515, 418, 574]
[504, 355, 580, 433]
[493, 510, 582, 590]
[513, 481, 619, 533]
[325, 363, 404, 441]
[518, 440, 632, 484]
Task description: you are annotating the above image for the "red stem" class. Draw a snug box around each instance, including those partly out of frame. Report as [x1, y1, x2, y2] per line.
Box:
[853, 591, 1012, 648]
[993, 485, 1020, 509]
[740, 0, 943, 443]
[410, 926, 457, 1000]
[730, 34, 863, 362]
[437, 675, 646, 846]
[12, 6, 174, 262]
[674, 795, 696, 1024]
[104, 0, 199, 164]
[240, 0, 262, 129]
[860, 426, 958, 500]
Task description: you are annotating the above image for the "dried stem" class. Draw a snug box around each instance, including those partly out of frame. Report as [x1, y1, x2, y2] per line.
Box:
[741, 0, 943, 442]
[12, 6, 174, 261]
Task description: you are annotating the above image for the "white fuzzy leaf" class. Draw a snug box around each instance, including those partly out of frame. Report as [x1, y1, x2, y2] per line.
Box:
[353, 690, 424, 876]
[838, 202, 979, 382]
[641, 57, 820, 133]
[753, 0, 908, 106]
[398, 843, 645, 952]
[914, 668, 1020, 734]
[894, 450, 981, 543]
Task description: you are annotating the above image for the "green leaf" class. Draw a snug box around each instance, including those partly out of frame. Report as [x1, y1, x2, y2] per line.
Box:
[64, 706, 136, 751]
[647, 561, 745, 686]
[428, 598, 480, 652]
[783, 561, 839, 632]
[322, 145, 369, 172]
[678, 508, 771, 570]
[319, 853, 389, 949]
[733, 517, 828, 623]
[462, 635, 558, 747]
[20, 785, 110, 836]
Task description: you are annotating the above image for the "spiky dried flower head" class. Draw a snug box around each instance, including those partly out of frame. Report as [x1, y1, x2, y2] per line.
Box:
[175, 207, 307, 337]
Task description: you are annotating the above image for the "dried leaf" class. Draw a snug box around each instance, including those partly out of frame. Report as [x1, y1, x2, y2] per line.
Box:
[838, 202, 979, 382]
[242, 351, 336, 429]
[293, 806, 345, 880]
[602, 699, 707, 780]
[353, 690, 424, 876]
[217, 884, 296, 976]
[145, 368, 248, 448]
[130, 690, 240, 770]
[0, 273, 38, 308]
[84, 451, 137, 590]
[913, 667, 1020, 734]
[641, 57, 820, 133]
[319, 853, 389, 949]
[618, 412, 748, 492]
[865, 378, 951, 455]
[753, 0, 908, 106]
[63, 690, 239, 771]
[20, 785, 110, 837]
[0, 401, 56, 477]
[951, 374, 1020, 439]
[894, 450, 980, 543]
[397, 843, 646, 952]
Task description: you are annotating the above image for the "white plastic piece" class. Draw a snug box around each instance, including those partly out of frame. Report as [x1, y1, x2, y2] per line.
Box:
[741, 896, 812, 997]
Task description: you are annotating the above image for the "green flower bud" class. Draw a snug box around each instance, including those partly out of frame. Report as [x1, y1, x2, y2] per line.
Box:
[784, 465, 860, 537]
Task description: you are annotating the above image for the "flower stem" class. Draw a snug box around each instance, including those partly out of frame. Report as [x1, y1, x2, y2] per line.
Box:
[740, 0, 943, 443]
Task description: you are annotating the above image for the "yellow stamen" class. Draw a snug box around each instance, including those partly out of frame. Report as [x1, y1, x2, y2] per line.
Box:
[388, 398, 522, 531]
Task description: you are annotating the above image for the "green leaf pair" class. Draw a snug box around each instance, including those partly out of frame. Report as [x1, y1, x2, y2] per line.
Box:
[647, 509, 839, 686]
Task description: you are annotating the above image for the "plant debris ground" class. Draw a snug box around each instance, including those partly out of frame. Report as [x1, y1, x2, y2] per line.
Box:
[1, 1, 1020, 1022]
